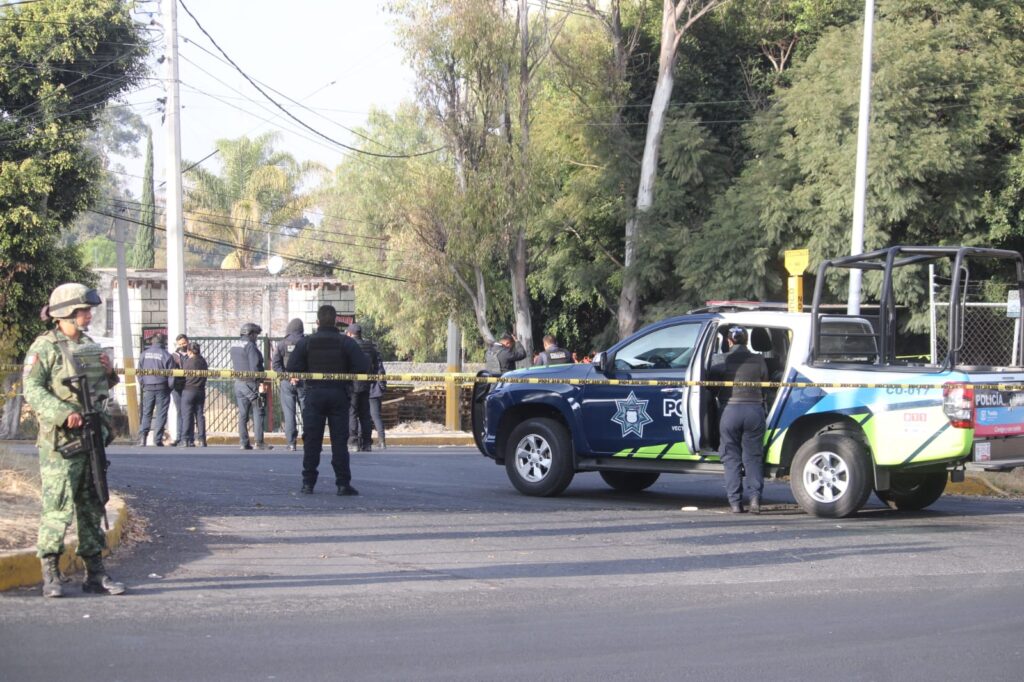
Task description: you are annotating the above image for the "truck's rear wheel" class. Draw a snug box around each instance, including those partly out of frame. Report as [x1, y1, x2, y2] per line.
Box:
[790, 434, 872, 518]
[875, 472, 947, 511]
[505, 418, 575, 496]
[599, 470, 660, 493]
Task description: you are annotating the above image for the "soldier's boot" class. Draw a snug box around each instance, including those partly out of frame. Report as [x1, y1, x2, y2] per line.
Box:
[82, 554, 126, 595]
[40, 555, 65, 598]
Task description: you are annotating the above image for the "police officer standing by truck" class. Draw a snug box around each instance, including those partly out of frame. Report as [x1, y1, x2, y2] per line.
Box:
[708, 326, 769, 514]
[22, 283, 125, 597]
[137, 333, 175, 447]
[272, 318, 305, 451]
[231, 322, 272, 450]
[286, 305, 369, 495]
[536, 335, 572, 366]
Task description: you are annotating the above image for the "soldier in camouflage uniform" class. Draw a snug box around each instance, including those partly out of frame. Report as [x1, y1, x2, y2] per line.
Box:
[22, 283, 126, 598]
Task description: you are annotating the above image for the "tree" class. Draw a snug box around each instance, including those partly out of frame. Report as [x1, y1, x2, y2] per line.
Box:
[183, 133, 320, 269]
[617, 0, 729, 339]
[130, 127, 155, 268]
[0, 0, 149, 354]
[689, 0, 1024, 329]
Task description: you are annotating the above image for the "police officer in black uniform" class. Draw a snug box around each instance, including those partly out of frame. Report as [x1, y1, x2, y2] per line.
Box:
[230, 322, 272, 450]
[485, 333, 527, 374]
[272, 318, 305, 451]
[708, 326, 769, 514]
[137, 333, 175, 447]
[345, 322, 380, 452]
[536, 335, 572, 366]
[286, 305, 369, 495]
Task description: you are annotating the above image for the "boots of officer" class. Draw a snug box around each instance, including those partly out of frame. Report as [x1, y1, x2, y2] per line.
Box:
[82, 554, 126, 595]
[40, 554, 66, 598]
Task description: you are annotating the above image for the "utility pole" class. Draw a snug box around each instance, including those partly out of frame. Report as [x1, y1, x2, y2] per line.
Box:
[847, 0, 875, 315]
[445, 317, 463, 431]
[114, 215, 141, 437]
[164, 0, 186, 441]
[164, 0, 186, 344]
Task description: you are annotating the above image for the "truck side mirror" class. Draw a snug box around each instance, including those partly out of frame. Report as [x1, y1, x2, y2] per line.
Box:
[592, 352, 606, 372]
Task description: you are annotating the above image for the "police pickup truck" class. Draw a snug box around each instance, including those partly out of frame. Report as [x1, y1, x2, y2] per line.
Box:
[473, 246, 1024, 517]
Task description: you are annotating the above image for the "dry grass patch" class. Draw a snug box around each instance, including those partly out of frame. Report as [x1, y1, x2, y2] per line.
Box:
[0, 466, 40, 551]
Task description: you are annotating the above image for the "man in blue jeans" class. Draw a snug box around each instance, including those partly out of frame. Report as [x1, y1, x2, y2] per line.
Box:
[272, 318, 306, 451]
[137, 334, 175, 447]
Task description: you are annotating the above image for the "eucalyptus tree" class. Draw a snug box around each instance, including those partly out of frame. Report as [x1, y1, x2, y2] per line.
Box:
[617, 0, 730, 339]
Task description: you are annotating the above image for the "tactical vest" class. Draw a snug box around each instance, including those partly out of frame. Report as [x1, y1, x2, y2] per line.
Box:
[352, 338, 377, 392]
[306, 334, 347, 374]
[230, 339, 253, 371]
[282, 341, 298, 370]
[47, 331, 110, 409]
[544, 346, 571, 365]
[485, 344, 504, 374]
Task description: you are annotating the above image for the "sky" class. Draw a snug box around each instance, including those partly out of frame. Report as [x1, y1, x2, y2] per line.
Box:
[121, 0, 416, 192]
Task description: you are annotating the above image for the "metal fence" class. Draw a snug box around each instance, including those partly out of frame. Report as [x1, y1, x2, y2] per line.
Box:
[191, 336, 299, 435]
[929, 264, 1022, 367]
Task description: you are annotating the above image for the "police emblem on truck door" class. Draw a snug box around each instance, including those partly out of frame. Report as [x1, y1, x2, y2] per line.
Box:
[611, 392, 654, 437]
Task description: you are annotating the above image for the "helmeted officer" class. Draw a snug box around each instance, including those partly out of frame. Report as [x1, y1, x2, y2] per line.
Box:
[22, 283, 125, 597]
[484, 333, 527, 374]
[537, 335, 572, 366]
[345, 322, 380, 452]
[230, 322, 272, 450]
[137, 333, 175, 447]
[286, 304, 369, 495]
[708, 326, 769, 514]
[271, 318, 305, 451]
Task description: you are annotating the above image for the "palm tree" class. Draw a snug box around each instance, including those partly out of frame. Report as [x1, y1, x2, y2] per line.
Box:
[183, 133, 321, 269]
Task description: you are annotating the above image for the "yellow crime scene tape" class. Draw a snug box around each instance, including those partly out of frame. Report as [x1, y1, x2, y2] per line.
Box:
[4, 364, 1024, 392]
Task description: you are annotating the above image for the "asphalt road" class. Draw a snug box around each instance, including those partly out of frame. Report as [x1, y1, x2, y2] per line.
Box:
[3, 444, 1024, 681]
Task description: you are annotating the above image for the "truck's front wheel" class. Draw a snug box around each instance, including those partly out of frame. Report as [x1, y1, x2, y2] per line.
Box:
[505, 418, 575, 496]
[790, 434, 872, 518]
[875, 472, 947, 511]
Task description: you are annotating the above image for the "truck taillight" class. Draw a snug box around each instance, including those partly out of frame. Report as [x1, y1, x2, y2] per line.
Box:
[943, 383, 974, 429]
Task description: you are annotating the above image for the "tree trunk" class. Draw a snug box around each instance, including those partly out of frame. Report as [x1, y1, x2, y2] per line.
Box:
[617, 1, 679, 340]
[510, 0, 534, 365]
[452, 264, 495, 347]
[616, 0, 726, 340]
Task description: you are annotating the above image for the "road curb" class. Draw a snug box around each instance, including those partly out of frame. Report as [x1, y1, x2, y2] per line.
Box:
[0, 495, 128, 593]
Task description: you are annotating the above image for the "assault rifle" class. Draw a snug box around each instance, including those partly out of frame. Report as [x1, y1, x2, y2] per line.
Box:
[61, 374, 110, 528]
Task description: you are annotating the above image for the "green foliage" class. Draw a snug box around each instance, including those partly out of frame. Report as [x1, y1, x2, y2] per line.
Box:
[0, 0, 149, 353]
[689, 0, 1024, 331]
[183, 133, 322, 269]
[130, 127, 155, 268]
[79, 235, 117, 268]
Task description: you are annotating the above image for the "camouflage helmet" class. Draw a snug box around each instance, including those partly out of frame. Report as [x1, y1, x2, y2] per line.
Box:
[46, 283, 101, 320]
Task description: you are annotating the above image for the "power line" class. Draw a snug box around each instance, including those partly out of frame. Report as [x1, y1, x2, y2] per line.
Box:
[107, 197, 399, 252]
[176, 0, 444, 160]
[89, 207, 409, 282]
